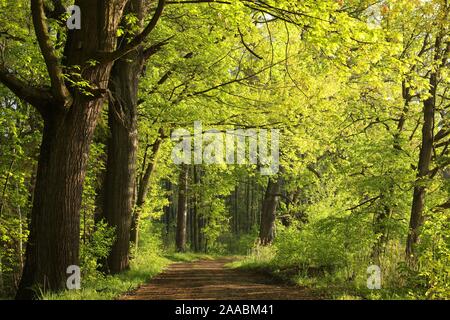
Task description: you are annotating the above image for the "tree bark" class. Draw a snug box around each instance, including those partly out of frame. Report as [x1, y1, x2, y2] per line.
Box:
[175, 165, 188, 252]
[131, 131, 163, 246]
[101, 52, 140, 273]
[17, 98, 108, 299]
[371, 82, 412, 261]
[259, 178, 282, 245]
[192, 166, 199, 251]
[405, 31, 446, 259]
[406, 86, 435, 259]
[12, 0, 166, 299]
[100, 0, 169, 267]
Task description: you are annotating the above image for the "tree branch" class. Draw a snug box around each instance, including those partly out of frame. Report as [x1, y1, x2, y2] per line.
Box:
[435, 128, 450, 143]
[0, 65, 52, 115]
[31, 0, 69, 105]
[190, 58, 286, 96]
[346, 195, 382, 212]
[100, 0, 166, 64]
[432, 200, 450, 212]
[142, 35, 175, 62]
[238, 27, 263, 60]
[44, 0, 65, 21]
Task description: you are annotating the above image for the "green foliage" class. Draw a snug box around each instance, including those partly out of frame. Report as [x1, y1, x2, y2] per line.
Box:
[413, 211, 450, 299]
[79, 220, 116, 279]
[0, 0, 449, 300]
[44, 223, 169, 300]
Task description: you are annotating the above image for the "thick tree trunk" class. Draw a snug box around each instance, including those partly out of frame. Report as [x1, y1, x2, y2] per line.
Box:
[175, 165, 188, 252]
[101, 48, 141, 274]
[259, 178, 282, 245]
[101, 0, 166, 264]
[15, 0, 128, 299]
[17, 99, 107, 299]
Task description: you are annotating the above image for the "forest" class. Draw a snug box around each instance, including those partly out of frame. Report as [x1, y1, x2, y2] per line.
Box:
[0, 0, 449, 301]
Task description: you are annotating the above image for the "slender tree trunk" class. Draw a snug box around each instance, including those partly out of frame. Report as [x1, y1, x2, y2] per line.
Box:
[406, 85, 436, 259]
[405, 27, 448, 260]
[188, 199, 193, 250]
[17, 183, 24, 271]
[131, 133, 163, 246]
[234, 187, 238, 235]
[259, 178, 282, 245]
[176, 165, 188, 252]
[372, 203, 391, 262]
[372, 82, 411, 261]
[0, 244, 3, 295]
[164, 180, 172, 242]
[93, 129, 108, 225]
[171, 182, 177, 241]
[192, 202, 198, 252]
[192, 165, 199, 252]
[0, 159, 14, 294]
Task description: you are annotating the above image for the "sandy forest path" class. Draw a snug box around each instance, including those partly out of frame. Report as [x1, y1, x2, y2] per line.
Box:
[120, 258, 322, 300]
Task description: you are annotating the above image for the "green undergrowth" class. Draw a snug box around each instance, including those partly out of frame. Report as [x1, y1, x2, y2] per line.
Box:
[164, 252, 216, 262]
[229, 245, 416, 300]
[43, 251, 220, 300]
[43, 251, 169, 300]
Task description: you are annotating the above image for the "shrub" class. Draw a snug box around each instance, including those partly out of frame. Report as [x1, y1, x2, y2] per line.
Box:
[80, 220, 115, 279]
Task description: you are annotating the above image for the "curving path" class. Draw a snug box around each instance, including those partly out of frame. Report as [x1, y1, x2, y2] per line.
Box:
[120, 258, 321, 300]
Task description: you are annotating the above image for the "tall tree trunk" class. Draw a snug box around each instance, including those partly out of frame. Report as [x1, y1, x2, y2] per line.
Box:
[17, 100, 108, 298]
[245, 178, 252, 233]
[101, 47, 141, 274]
[16, 183, 24, 272]
[192, 166, 199, 252]
[163, 180, 172, 242]
[192, 202, 198, 252]
[13, 0, 136, 299]
[259, 178, 282, 245]
[176, 165, 188, 252]
[131, 132, 163, 247]
[0, 244, 3, 294]
[188, 198, 194, 250]
[0, 0, 165, 299]
[405, 22, 449, 260]
[406, 82, 436, 259]
[372, 203, 391, 262]
[233, 187, 238, 235]
[101, 0, 169, 265]
[372, 81, 411, 261]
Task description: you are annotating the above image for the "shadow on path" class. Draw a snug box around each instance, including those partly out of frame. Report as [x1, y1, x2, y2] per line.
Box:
[120, 258, 321, 300]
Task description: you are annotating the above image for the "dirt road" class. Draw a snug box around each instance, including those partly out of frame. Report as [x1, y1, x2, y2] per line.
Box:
[121, 259, 320, 300]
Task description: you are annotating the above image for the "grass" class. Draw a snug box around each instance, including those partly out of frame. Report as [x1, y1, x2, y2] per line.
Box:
[164, 252, 215, 262]
[43, 250, 169, 300]
[229, 253, 416, 300]
[43, 250, 217, 300]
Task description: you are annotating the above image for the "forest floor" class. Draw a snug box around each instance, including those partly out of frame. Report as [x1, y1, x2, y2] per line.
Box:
[120, 258, 323, 300]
